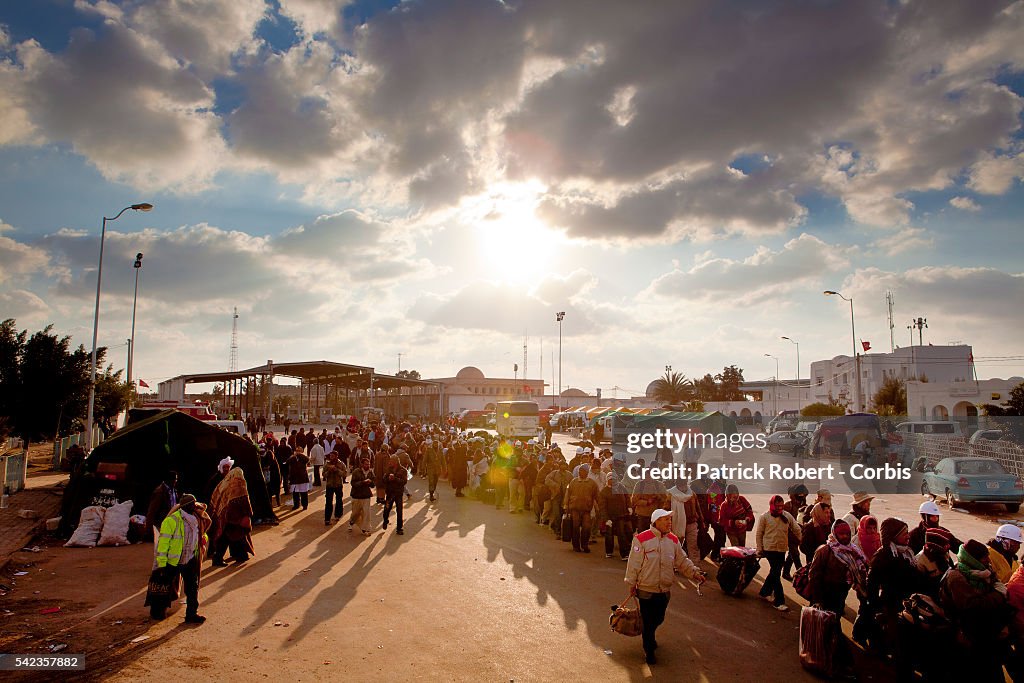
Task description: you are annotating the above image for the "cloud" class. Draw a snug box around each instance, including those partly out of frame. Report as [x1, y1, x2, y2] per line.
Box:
[648, 233, 850, 302]
[6, 24, 228, 192]
[0, 289, 49, 319]
[968, 152, 1024, 195]
[0, 231, 51, 285]
[870, 227, 935, 255]
[531, 269, 597, 305]
[949, 196, 981, 211]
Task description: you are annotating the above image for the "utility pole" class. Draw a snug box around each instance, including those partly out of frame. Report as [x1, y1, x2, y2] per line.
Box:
[397, 352, 402, 373]
[912, 317, 928, 346]
[229, 307, 239, 372]
[556, 312, 565, 410]
[886, 290, 895, 352]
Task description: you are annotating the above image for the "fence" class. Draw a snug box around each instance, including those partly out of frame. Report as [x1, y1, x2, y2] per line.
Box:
[905, 433, 1024, 479]
[51, 427, 105, 471]
[2, 437, 28, 494]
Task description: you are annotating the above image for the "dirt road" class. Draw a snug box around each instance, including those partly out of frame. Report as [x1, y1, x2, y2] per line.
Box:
[5, 433, 1015, 682]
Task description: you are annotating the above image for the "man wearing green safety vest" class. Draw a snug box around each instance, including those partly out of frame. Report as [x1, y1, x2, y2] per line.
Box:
[148, 493, 210, 623]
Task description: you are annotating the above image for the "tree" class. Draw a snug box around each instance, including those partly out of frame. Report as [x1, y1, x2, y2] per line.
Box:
[684, 399, 705, 412]
[983, 382, 1024, 444]
[801, 402, 845, 417]
[693, 373, 718, 401]
[650, 370, 693, 404]
[396, 369, 421, 380]
[715, 365, 745, 401]
[872, 376, 907, 416]
[94, 365, 132, 432]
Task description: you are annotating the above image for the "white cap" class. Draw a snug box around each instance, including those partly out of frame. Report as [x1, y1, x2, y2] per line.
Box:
[651, 509, 672, 524]
[997, 524, 1024, 543]
[918, 500, 941, 516]
[575, 447, 584, 454]
[218, 457, 234, 471]
[583, 447, 592, 454]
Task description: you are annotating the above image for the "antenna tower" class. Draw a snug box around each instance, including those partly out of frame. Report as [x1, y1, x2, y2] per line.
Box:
[229, 307, 239, 372]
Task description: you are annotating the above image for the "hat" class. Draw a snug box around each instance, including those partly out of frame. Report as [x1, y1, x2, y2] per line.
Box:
[651, 509, 672, 524]
[964, 539, 989, 562]
[925, 528, 953, 547]
[218, 457, 234, 470]
[851, 491, 874, 505]
[180, 494, 197, 508]
[575, 446, 584, 454]
[880, 517, 908, 547]
[584, 447, 593, 454]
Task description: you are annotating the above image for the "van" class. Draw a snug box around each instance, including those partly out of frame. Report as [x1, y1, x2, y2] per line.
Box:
[210, 419, 247, 435]
[896, 421, 962, 436]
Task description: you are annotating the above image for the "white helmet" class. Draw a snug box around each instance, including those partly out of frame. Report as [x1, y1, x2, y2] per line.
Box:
[996, 524, 1024, 544]
[515, 440, 522, 447]
[918, 501, 941, 516]
[575, 446, 584, 455]
[584, 447, 593, 454]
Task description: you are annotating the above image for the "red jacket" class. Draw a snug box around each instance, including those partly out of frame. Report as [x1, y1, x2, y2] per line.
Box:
[719, 496, 755, 535]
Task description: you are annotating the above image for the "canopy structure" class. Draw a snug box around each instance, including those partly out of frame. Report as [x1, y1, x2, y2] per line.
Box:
[600, 411, 739, 445]
[159, 360, 442, 421]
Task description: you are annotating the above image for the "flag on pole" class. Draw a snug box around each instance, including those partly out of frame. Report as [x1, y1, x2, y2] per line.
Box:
[138, 379, 150, 388]
[861, 340, 871, 352]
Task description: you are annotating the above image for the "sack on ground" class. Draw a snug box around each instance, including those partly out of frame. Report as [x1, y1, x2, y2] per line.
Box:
[98, 500, 134, 546]
[609, 595, 643, 637]
[716, 547, 760, 596]
[799, 605, 837, 677]
[65, 506, 107, 547]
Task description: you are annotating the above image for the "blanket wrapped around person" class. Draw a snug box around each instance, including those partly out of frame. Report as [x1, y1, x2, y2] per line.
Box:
[209, 468, 256, 565]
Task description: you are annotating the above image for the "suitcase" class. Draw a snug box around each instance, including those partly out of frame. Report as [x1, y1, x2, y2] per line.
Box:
[561, 514, 572, 542]
[716, 547, 760, 596]
[799, 605, 837, 677]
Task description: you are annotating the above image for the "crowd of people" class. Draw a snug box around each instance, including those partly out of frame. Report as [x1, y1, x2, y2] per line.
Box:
[141, 416, 1024, 680]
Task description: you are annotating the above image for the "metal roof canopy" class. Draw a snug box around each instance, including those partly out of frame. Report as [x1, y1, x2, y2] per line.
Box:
[171, 360, 437, 391]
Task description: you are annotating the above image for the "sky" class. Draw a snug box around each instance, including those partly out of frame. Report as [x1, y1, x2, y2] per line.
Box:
[1, 0, 1023, 397]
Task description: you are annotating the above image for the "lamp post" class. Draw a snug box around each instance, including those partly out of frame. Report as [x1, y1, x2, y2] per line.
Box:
[824, 290, 861, 413]
[556, 311, 565, 410]
[86, 203, 153, 450]
[127, 252, 143, 396]
[764, 353, 779, 417]
[781, 336, 801, 410]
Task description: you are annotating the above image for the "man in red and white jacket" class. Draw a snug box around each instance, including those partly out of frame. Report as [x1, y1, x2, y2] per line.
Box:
[624, 508, 706, 665]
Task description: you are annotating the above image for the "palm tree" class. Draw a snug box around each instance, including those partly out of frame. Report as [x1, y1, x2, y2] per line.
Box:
[650, 370, 693, 404]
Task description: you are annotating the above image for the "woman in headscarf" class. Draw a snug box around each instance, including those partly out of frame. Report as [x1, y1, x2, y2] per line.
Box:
[800, 502, 833, 564]
[853, 515, 881, 561]
[868, 518, 924, 662]
[806, 519, 867, 673]
[209, 468, 255, 566]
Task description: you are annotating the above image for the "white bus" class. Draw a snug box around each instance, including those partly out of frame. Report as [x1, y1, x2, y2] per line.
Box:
[495, 401, 540, 441]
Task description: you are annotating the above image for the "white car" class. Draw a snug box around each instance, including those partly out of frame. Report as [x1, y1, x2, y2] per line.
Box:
[765, 430, 810, 452]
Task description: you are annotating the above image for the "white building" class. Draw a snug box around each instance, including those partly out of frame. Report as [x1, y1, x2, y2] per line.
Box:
[430, 366, 546, 414]
[907, 376, 1024, 423]
[809, 345, 973, 411]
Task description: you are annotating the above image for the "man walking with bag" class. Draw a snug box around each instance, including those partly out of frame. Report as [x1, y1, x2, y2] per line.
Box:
[624, 508, 706, 665]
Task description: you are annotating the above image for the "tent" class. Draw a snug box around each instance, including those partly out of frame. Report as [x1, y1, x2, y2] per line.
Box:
[61, 409, 274, 529]
[810, 413, 882, 456]
[603, 411, 738, 444]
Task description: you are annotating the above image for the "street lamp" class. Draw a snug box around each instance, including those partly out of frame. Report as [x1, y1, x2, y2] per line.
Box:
[824, 290, 861, 413]
[127, 252, 143, 396]
[556, 311, 565, 409]
[86, 203, 153, 450]
[781, 336, 801, 410]
[764, 353, 779, 417]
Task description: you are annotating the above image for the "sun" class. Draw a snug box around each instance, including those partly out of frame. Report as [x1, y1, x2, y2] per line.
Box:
[472, 182, 560, 283]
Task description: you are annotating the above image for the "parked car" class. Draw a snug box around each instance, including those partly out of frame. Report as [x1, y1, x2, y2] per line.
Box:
[765, 430, 810, 452]
[921, 456, 1024, 512]
[896, 421, 962, 436]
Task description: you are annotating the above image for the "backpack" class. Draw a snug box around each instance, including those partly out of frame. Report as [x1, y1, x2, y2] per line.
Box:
[793, 565, 812, 600]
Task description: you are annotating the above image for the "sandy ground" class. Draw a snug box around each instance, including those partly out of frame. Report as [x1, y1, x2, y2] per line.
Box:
[2, 433, 1018, 682]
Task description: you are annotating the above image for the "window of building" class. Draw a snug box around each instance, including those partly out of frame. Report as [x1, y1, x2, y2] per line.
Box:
[816, 376, 823, 386]
[842, 373, 848, 385]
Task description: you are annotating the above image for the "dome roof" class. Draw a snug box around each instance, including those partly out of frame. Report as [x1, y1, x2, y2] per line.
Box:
[456, 366, 485, 380]
[560, 388, 587, 397]
[645, 380, 660, 398]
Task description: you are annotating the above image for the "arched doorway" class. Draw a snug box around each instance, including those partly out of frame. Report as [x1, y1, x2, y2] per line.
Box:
[931, 405, 949, 420]
[754, 411, 762, 424]
[952, 401, 979, 429]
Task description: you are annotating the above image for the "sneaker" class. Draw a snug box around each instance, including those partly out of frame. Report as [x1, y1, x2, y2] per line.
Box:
[620, 556, 629, 561]
[348, 524, 353, 532]
[775, 604, 790, 612]
[760, 594, 773, 603]
[184, 614, 207, 624]
[396, 529, 404, 535]
[605, 553, 614, 558]
[325, 520, 331, 526]
[362, 530, 372, 536]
